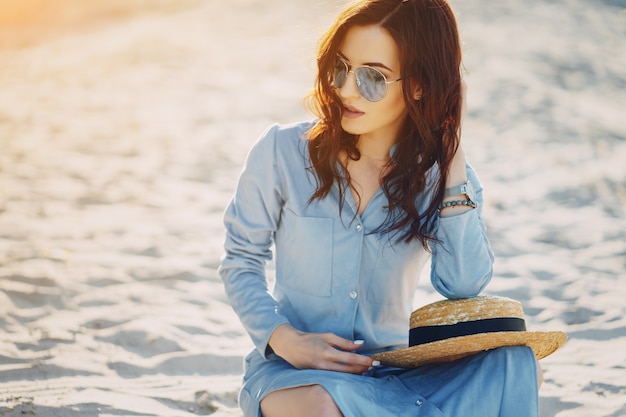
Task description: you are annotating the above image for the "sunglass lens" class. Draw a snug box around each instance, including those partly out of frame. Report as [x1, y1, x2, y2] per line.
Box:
[356, 67, 387, 102]
[332, 59, 347, 89]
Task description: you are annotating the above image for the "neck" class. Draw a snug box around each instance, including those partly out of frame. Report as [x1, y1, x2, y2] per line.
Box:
[356, 133, 395, 163]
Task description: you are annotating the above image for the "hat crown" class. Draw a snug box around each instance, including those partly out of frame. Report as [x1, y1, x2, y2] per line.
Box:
[410, 296, 524, 328]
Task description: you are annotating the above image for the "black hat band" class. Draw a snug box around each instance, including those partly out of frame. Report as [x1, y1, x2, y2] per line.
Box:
[409, 317, 527, 347]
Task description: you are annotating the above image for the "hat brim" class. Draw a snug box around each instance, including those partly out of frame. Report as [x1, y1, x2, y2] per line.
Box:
[372, 331, 567, 368]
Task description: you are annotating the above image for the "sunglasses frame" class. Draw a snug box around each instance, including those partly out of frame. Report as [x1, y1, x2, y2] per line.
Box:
[332, 56, 402, 102]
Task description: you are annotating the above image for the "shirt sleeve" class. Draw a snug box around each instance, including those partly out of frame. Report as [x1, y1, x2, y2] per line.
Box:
[218, 124, 290, 358]
[430, 162, 495, 298]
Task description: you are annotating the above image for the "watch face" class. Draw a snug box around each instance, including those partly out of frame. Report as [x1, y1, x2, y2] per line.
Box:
[466, 180, 476, 201]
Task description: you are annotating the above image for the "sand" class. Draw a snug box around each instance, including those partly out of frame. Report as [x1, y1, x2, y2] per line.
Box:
[0, 0, 624, 416]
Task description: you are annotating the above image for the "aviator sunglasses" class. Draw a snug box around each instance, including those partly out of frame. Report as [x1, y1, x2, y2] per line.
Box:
[332, 56, 402, 102]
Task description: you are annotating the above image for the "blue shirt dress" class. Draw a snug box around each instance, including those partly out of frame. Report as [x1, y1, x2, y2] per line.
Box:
[219, 122, 539, 417]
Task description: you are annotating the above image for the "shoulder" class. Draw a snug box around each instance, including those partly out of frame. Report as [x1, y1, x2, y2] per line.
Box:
[275, 120, 316, 137]
[248, 120, 315, 162]
[256, 120, 315, 147]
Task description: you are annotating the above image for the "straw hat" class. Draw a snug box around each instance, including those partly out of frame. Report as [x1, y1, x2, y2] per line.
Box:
[372, 295, 567, 368]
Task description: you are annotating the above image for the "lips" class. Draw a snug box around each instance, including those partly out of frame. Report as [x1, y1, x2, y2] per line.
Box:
[342, 103, 364, 118]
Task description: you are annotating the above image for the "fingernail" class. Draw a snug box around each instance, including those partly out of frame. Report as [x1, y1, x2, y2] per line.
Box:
[372, 360, 381, 367]
[353, 340, 365, 345]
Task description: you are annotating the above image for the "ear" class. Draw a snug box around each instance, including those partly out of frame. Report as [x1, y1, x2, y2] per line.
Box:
[411, 81, 422, 100]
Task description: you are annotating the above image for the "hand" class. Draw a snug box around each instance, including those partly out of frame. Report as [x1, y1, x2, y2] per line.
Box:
[268, 324, 376, 374]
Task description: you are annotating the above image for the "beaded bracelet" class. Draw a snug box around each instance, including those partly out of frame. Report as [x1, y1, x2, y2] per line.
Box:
[438, 199, 478, 211]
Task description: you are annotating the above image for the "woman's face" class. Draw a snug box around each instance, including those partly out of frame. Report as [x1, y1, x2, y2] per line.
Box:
[335, 25, 408, 142]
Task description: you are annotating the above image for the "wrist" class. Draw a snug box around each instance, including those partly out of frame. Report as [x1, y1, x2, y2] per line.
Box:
[446, 147, 467, 188]
[268, 323, 298, 357]
[440, 180, 478, 216]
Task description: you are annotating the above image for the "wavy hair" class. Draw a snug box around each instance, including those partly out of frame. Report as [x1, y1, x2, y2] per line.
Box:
[305, 0, 463, 249]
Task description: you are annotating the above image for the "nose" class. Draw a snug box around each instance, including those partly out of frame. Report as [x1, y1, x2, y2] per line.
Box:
[338, 70, 360, 100]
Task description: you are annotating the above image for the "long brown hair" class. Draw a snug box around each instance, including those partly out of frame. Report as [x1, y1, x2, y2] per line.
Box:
[306, 0, 463, 248]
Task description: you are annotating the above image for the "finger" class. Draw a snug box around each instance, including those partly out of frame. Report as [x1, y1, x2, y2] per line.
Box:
[326, 349, 375, 370]
[330, 362, 371, 375]
[342, 339, 365, 351]
[315, 355, 371, 374]
[323, 333, 364, 352]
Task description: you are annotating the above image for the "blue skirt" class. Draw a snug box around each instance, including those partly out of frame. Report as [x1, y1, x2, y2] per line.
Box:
[239, 346, 539, 417]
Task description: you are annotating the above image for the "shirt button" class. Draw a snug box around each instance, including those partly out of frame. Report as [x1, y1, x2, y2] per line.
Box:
[415, 399, 423, 406]
[349, 290, 358, 299]
[356, 224, 362, 232]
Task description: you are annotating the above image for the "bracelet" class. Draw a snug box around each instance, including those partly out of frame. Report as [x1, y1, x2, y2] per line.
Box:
[438, 199, 478, 211]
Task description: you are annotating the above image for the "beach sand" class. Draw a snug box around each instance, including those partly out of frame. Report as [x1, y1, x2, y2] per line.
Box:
[0, 0, 625, 416]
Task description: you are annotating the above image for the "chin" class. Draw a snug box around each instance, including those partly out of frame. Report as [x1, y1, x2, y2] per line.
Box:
[341, 119, 367, 136]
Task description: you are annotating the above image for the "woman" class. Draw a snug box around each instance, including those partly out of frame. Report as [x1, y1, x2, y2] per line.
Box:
[219, 0, 540, 416]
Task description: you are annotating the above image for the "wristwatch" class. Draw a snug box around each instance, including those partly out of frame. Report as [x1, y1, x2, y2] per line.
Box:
[443, 180, 478, 208]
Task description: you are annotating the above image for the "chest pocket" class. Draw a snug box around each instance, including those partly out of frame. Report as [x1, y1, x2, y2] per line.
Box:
[276, 210, 333, 297]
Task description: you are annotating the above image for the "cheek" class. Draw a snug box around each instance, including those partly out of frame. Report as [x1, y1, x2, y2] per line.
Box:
[380, 90, 408, 118]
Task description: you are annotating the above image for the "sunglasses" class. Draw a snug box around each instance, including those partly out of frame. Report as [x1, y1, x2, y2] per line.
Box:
[331, 56, 402, 102]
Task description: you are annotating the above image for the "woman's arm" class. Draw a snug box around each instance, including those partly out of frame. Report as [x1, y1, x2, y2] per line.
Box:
[430, 80, 494, 298]
[430, 162, 494, 298]
[219, 124, 374, 373]
[219, 125, 291, 357]
[439, 145, 472, 217]
[440, 79, 471, 218]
